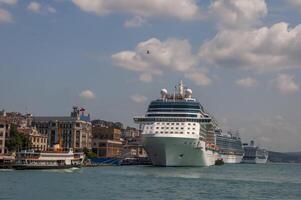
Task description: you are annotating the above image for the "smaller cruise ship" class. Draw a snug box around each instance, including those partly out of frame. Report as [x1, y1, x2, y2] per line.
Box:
[13, 146, 85, 170]
[215, 129, 244, 164]
[241, 140, 268, 164]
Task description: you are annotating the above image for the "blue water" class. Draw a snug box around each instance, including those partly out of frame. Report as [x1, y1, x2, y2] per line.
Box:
[1, 163, 301, 200]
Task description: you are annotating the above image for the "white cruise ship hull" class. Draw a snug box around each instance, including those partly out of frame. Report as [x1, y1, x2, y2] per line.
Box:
[220, 154, 243, 164]
[142, 135, 215, 167]
[241, 157, 268, 164]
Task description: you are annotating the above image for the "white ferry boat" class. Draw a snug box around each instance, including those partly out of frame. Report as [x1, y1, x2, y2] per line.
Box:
[14, 147, 85, 170]
[134, 81, 220, 167]
[241, 140, 268, 164]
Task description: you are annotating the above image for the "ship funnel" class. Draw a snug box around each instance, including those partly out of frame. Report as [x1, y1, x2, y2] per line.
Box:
[250, 140, 255, 147]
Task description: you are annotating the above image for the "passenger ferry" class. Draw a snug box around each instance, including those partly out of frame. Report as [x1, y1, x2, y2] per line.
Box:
[13, 145, 85, 170]
[241, 140, 268, 164]
[134, 81, 220, 167]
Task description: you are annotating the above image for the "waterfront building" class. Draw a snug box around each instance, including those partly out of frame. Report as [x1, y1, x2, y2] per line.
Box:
[92, 125, 122, 158]
[32, 106, 92, 150]
[17, 127, 48, 151]
[0, 117, 10, 155]
[121, 126, 140, 139]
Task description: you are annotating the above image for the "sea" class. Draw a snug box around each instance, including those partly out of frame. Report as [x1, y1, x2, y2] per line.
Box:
[1, 163, 301, 200]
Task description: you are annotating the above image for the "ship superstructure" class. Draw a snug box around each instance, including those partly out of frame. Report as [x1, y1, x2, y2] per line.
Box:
[134, 81, 219, 166]
[215, 129, 244, 163]
[241, 140, 268, 164]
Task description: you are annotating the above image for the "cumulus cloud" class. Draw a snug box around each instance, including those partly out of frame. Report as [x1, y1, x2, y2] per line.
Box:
[112, 37, 211, 86]
[236, 77, 258, 88]
[0, 8, 12, 23]
[272, 74, 299, 94]
[208, 0, 267, 29]
[288, 0, 301, 10]
[79, 90, 95, 99]
[27, 2, 56, 14]
[27, 1, 41, 13]
[184, 70, 211, 86]
[139, 73, 152, 83]
[199, 22, 301, 73]
[0, 0, 17, 5]
[72, 0, 201, 20]
[130, 94, 147, 103]
[124, 16, 147, 28]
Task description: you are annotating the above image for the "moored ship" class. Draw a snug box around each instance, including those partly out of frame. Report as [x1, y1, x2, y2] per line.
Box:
[241, 140, 268, 164]
[134, 81, 220, 167]
[215, 129, 244, 164]
[13, 146, 84, 170]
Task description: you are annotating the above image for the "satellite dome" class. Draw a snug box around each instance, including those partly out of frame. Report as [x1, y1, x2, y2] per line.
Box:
[160, 88, 168, 98]
[185, 88, 192, 98]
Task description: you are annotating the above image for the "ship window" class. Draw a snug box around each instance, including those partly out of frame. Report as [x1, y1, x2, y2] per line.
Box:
[170, 132, 173, 134]
[181, 127, 184, 130]
[188, 128, 190, 130]
[171, 127, 173, 129]
[176, 127, 178, 129]
[167, 123, 170, 125]
[165, 132, 168, 134]
[160, 131, 163, 133]
[162, 123, 165, 125]
[193, 123, 196, 126]
[166, 127, 169, 129]
[180, 132, 183, 134]
[171, 123, 174, 125]
[156, 127, 159, 129]
[176, 123, 179, 125]
[187, 132, 190, 134]
[155, 131, 158, 134]
[192, 132, 195, 134]
[188, 123, 191, 125]
[193, 128, 195, 130]
[161, 127, 164, 129]
[181, 123, 184, 125]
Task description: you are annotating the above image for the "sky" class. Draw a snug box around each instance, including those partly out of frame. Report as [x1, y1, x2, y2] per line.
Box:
[0, 0, 301, 152]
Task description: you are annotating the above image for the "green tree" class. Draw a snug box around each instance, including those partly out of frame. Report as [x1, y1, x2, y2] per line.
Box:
[6, 124, 31, 152]
[83, 147, 97, 159]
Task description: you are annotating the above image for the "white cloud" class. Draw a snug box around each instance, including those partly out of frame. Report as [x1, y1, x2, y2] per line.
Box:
[288, 0, 301, 10]
[47, 6, 57, 13]
[79, 90, 95, 99]
[272, 74, 299, 94]
[72, 0, 201, 20]
[112, 37, 211, 86]
[208, 0, 267, 29]
[199, 22, 301, 73]
[27, 2, 56, 14]
[184, 70, 211, 86]
[130, 94, 147, 103]
[124, 16, 147, 28]
[0, 8, 12, 23]
[0, 0, 17, 5]
[27, 1, 41, 13]
[139, 73, 152, 83]
[236, 77, 258, 88]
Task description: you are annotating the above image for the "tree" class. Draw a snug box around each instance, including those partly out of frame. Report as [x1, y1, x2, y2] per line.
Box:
[6, 124, 31, 152]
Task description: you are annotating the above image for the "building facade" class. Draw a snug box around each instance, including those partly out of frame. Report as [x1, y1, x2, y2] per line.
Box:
[92, 125, 122, 158]
[18, 127, 48, 151]
[32, 107, 92, 150]
[0, 117, 10, 155]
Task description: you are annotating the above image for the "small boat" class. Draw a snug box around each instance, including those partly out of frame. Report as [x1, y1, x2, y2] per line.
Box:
[214, 158, 224, 166]
[13, 148, 85, 170]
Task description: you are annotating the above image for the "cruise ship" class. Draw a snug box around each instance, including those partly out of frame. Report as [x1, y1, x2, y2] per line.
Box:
[215, 129, 244, 164]
[134, 81, 220, 167]
[13, 146, 85, 170]
[241, 140, 268, 164]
